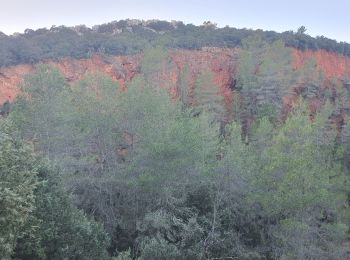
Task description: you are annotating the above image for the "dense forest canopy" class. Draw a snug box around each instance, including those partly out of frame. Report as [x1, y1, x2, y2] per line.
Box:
[2, 38, 350, 258]
[0, 19, 350, 67]
[1, 27, 350, 259]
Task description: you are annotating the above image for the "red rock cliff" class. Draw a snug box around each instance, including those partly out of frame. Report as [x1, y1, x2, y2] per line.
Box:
[0, 48, 238, 106]
[1, 48, 350, 108]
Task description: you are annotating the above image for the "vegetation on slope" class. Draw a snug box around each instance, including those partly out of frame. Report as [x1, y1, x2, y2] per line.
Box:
[1, 19, 350, 67]
[1, 38, 350, 259]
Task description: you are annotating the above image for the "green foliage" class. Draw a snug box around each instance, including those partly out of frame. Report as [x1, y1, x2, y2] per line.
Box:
[0, 121, 39, 259]
[8, 61, 350, 259]
[21, 63, 66, 100]
[236, 38, 295, 141]
[194, 70, 226, 123]
[256, 103, 278, 122]
[295, 57, 324, 99]
[0, 101, 11, 117]
[113, 249, 133, 260]
[14, 166, 110, 260]
[141, 46, 169, 76]
[65, 73, 121, 175]
[1, 19, 350, 68]
[297, 26, 307, 35]
[139, 237, 181, 260]
[10, 64, 69, 159]
[140, 46, 175, 89]
[215, 101, 349, 259]
[238, 38, 294, 104]
[0, 119, 110, 259]
[249, 102, 348, 259]
[178, 64, 191, 109]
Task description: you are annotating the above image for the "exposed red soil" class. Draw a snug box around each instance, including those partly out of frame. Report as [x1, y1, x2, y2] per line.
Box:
[293, 49, 350, 79]
[1, 48, 350, 117]
[0, 48, 238, 110]
[0, 64, 33, 104]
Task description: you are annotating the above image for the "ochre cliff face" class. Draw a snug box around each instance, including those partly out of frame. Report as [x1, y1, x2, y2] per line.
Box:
[281, 50, 350, 120]
[0, 64, 33, 104]
[0, 48, 239, 108]
[1, 48, 350, 109]
[52, 54, 143, 86]
[169, 48, 237, 107]
[0, 54, 144, 104]
[293, 49, 350, 79]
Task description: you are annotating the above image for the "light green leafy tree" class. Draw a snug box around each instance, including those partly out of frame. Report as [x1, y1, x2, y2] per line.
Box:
[11, 64, 68, 159]
[13, 165, 110, 260]
[0, 120, 39, 259]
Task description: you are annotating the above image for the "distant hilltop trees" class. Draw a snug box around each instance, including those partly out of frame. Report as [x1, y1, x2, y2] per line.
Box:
[0, 19, 349, 67]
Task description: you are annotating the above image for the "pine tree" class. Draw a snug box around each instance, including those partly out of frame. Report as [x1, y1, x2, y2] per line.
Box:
[250, 102, 348, 259]
[193, 70, 226, 125]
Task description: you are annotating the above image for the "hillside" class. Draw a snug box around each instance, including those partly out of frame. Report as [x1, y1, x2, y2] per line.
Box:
[1, 46, 350, 117]
[1, 19, 350, 68]
[2, 20, 350, 259]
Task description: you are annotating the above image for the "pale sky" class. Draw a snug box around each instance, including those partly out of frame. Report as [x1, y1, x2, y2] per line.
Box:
[1, 0, 349, 43]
